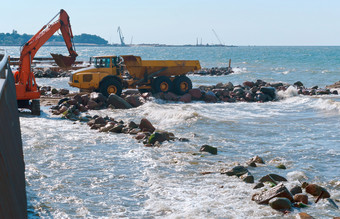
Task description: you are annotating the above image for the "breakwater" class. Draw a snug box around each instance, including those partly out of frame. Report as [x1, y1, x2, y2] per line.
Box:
[0, 51, 27, 218]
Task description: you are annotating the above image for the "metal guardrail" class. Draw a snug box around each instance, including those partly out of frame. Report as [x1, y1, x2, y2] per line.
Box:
[0, 49, 27, 218]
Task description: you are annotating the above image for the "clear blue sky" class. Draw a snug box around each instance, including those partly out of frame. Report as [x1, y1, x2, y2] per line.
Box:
[1, 0, 340, 46]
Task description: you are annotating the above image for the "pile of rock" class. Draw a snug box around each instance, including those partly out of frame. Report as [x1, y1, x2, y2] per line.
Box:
[291, 81, 338, 96]
[34, 68, 71, 78]
[157, 79, 278, 103]
[50, 91, 147, 119]
[190, 67, 233, 76]
[215, 155, 338, 217]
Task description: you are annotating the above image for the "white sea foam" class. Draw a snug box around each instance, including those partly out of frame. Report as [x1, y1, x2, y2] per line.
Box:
[277, 86, 298, 99]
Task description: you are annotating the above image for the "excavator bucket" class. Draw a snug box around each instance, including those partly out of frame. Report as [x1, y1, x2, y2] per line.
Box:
[51, 53, 76, 68]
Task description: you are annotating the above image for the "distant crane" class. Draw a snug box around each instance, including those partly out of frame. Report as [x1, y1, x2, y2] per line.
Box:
[117, 26, 126, 46]
[212, 29, 224, 45]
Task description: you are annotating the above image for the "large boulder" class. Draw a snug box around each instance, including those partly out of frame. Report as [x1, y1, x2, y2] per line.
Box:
[259, 174, 287, 184]
[179, 93, 192, 103]
[189, 88, 202, 100]
[86, 100, 99, 110]
[294, 193, 308, 204]
[139, 118, 156, 133]
[203, 91, 218, 103]
[107, 94, 133, 109]
[305, 184, 330, 198]
[90, 92, 107, 103]
[260, 87, 276, 99]
[252, 183, 294, 204]
[125, 94, 145, 107]
[269, 197, 291, 210]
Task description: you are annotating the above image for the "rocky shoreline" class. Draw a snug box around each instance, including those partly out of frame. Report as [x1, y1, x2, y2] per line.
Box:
[39, 79, 340, 218]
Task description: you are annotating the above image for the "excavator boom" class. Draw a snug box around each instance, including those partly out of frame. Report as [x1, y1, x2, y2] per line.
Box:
[14, 9, 78, 114]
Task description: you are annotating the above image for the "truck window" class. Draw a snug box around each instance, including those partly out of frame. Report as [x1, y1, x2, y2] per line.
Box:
[94, 58, 110, 68]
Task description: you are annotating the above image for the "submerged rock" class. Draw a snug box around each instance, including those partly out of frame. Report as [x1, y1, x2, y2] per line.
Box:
[199, 145, 217, 155]
[223, 165, 248, 177]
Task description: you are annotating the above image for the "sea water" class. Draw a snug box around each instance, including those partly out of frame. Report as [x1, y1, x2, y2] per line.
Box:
[5, 46, 340, 218]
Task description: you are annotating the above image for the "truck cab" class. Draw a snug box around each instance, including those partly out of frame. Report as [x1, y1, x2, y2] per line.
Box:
[69, 56, 124, 96]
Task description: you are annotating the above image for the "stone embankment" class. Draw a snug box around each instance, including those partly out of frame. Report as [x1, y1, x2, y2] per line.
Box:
[34, 68, 71, 78]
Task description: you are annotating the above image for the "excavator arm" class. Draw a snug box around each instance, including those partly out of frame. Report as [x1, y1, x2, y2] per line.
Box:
[16, 9, 78, 100]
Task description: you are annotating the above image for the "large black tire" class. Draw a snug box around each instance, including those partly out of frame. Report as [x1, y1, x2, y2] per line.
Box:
[99, 78, 123, 96]
[173, 76, 192, 95]
[152, 76, 173, 93]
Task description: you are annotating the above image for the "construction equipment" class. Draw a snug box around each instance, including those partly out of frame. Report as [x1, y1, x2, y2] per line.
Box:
[117, 26, 126, 46]
[12, 9, 78, 115]
[212, 29, 224, 45]
[69, 55, 201, 96]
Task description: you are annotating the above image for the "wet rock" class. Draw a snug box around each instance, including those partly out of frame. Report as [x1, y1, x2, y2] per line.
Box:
[199, 145, 217, 155]
[67, 99, 78, 105]
[59, 88, 70, 95]
[188, 88, 202, 100]
[178, 137, 190, 142]
[240, 172, 254, 183]
[255, 92, 267, 102]
[270, 82, 284, 88]
[252, 182, 294, 204]
[128, 121, 139, 129]
[259, 174, 287, 184]
[294, 81, 304, 87]
[148, 132, 167, 144]
[107, 94, 132, 109]
[269, 197, 291, 211]
[125, 94, 145, 107]
[99, 123, 115, 132]
[203, 91, 218, 103]
[81, 94, 90, 106]
[86, 100, 99, 110]
[179, 93, 192, 103]
[305, 184, 330, 198]
[290, 186, 303, 196]
[255, 79, 266, 87]
[135, 133, 147, 140]
[245, 93, 254, 102]
[260, 87, 276, 99]
[128, 128, 140, 135]
[139, 118, 155, 133]
[249, 155, 265, 164]
[296, 212, 315, 219]
[59, 105, 68, 113]
[51, 88, 59, 94]
[94, 117, 106, 125]
[243, 81, 255, 88]
[294, 193, 308, 204]
[233, 87, 245, 98]
[276, 164, 286, 169]
[253, 182, 265, 189]
[247, 160, 257, 167]
[161, 92, 178, 101]
[73, 94, 83, 104]
[90, 92, 107, 103]
[78, 104, 87, 112]
[109, 124, 124, 133]
[225, 82, 234, 91]
[223, 165, 248, 177]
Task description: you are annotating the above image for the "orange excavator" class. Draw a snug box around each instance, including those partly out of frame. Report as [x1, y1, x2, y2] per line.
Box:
[13, 9, 78, 115]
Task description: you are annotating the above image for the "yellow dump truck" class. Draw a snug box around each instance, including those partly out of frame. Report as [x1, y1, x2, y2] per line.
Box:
[69, 55, 201, 96]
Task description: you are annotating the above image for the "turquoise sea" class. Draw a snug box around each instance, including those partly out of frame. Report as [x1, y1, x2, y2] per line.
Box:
[5, 46, 340, 218]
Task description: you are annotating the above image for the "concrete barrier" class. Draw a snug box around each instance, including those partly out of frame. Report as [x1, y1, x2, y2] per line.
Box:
[0, 50, 27, 218]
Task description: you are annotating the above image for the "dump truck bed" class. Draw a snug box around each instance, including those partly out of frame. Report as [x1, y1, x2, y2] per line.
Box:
[121, 55, 201, 79]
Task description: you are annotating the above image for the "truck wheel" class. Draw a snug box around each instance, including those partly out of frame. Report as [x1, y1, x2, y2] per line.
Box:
[100, 78, 122, 96]
[152, 76, 173, 93]
[173, 76, 192, 95]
